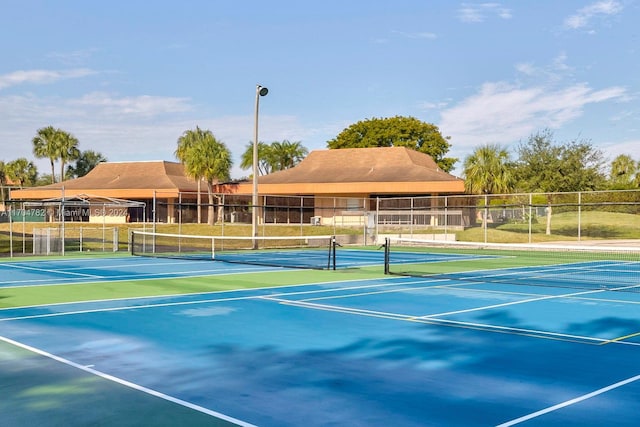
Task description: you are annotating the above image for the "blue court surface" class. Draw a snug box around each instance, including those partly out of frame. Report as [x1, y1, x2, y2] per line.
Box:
[1, 255, 640, 426]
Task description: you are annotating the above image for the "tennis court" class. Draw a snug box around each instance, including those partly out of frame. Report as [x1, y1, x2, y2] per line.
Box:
[1, 242, 640, 426]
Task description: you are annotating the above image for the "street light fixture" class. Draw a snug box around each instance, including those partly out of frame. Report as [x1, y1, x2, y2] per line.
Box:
[252, 84, 268, 248]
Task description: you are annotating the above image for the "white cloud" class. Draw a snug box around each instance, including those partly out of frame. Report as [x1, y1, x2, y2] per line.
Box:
[419, 100, 450, 110]
[515, 52, 574, 82]
[438, 81, 627, 150]
[600, 140, 640, 162]
[458, 3, 513, 23]
[68, 92, 193, 117]
[0, 69, 96, 90]
[563, 0, 623, 30]
[392, 30, 437, 40]
[515, 62, 536, 76]
[0, 91, 318, 180]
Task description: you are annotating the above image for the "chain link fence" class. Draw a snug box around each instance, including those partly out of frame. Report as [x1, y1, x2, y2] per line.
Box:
[2, 189, 639, 257]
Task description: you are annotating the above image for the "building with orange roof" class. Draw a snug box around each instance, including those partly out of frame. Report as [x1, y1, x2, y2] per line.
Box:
[10, 161, 203, 223]
[10, 148, 466, 225]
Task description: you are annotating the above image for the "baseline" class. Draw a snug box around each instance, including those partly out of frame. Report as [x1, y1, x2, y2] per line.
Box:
[496, 374, 640, 426]
[0, 335, 256, 427]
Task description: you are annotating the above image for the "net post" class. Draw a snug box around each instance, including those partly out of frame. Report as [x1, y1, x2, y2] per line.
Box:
[129, 230, 134, 256]
[332, 236, 337, 270]
[383, 237, 390, 275]
[330, 235, 343, 270]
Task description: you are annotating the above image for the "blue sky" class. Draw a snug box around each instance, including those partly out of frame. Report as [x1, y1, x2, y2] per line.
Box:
[1, 0, 638, 179]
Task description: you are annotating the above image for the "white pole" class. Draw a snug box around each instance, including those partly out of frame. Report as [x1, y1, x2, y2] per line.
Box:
[252, 84, 268, 249]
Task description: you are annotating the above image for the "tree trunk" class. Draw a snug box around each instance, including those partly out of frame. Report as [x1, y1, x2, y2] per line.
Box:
[207, 181, 215, 226]
[216, 195, 224, 224]
[197, 180, 201, 224]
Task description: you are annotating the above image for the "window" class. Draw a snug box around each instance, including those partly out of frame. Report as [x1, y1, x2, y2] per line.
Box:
[346, 198, 362, 211]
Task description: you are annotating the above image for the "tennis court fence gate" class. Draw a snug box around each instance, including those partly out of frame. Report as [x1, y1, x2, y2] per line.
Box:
[32, 227, 120, 255]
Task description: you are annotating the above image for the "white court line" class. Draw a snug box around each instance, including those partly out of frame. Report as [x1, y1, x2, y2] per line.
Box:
[0, 294, 268, 322]
[0, 265, 278, 290]
[0, 276, 392, 313]
[0, 335, 256, 427]
[496, 374, 640, 426]
[452, 260, 640, 287]
[60, 259, 226, 271]
[416, 286, 614, 320]
[1, 263, 104, 278]
[263, 277, 450, 299]
[290, 277, 640, 319]
[262, 296, 640, 346]
[0, 276, 420, 320]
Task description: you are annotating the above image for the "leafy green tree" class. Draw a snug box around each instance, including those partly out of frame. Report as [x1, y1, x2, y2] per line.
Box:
[515, 129, 605, 234]
[608, 154, 638, 190]
[35, 174, 56, 186]
[463, 144, 514, 194]
[32, 126, 60, 184]
[66, 150, 107, 179]
[240, 140, 308, 175]
[327, 116, 457, 172]
[6, 158, 37, 188]
[175, 127, 232, 225]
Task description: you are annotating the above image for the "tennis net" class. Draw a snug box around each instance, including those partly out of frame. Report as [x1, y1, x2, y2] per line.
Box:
[383, 237, 640, 292]
[130, 231, 338, 269]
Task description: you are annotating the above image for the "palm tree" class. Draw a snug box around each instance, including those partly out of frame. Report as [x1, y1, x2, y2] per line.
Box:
[56, 130, 80, 182]
[176, 127, 205, 223]
[176, 127, 233, 225]
[609, 154, 638, 189]
[240, 140, 308, 174]
[463, 144, 514, 194]
[66, 150, 107, 179]
[270, 140, 308, 171]
[191, 137, 232, 225]
[32, 126, 60, 184]
[240, 141, 274, 175]
[6, 158, 37, 188]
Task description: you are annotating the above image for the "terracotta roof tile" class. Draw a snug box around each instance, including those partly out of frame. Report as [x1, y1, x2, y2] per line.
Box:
[259, 147, 460, 184]
[32, 161, 201, 191]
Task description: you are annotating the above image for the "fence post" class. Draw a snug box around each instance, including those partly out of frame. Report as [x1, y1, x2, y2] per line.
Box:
[483, 194, 488, 243]
[376, 197, 380, 243]
[528, 193, 532, 244]
[8, 204, 13, 258]
[60, 187, 65, 256]
[410, 197, 414, 238]
[444, 196, 448, 240]
[578, 192, 582, 242]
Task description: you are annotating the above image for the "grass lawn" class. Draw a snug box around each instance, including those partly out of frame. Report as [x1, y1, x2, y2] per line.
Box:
[458, 211, 640, 243]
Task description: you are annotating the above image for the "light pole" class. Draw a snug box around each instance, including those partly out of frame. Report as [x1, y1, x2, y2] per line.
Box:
[252, 84, 268, 248]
